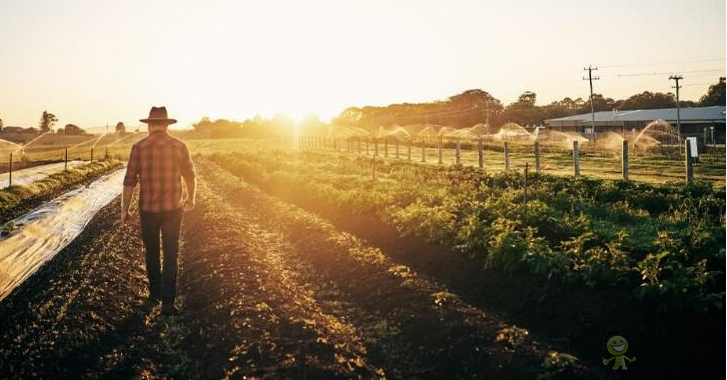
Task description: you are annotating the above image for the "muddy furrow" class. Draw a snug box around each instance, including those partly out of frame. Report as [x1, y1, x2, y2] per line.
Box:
[0, 197, 156, 379]
[200, 159, 597, 379]
[180, 180, 383, 379]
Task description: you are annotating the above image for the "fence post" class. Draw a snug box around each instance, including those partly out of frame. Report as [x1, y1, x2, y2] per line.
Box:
[395, 140, 400, 159]
[573, 140, 580, 177]
[534, 140, 541, 173]
[455, 139, 461, 165]
[358, 137, 362, 155]
[65, 148, 68, 170]
[478, 136, 483, 168]
[91, 148, 94, 162]
[384, 138, 388, 158]
[372, 156, 377, 181]
[105, 146, 109, 160]
[374, 138, 379, 157]
[504, 141, 509, 169]
[524, 162, 528, 203]
[8, 153, 12, 188]
[365, 138, 370, 155]
[685, 140, 693, 183]
[421, 140, 426, 162]
[407, 139, 412, 161]
[438, 136, 443, 164]
[621, 139, 629, 180]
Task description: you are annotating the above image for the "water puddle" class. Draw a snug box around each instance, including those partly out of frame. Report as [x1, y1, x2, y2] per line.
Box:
[0, 169, 125, 302]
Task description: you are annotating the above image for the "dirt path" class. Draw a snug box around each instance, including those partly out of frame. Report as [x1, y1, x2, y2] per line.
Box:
[199, 159, 597, 379]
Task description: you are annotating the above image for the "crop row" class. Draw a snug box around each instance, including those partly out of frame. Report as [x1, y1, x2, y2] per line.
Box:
[208, 150, 725, 312]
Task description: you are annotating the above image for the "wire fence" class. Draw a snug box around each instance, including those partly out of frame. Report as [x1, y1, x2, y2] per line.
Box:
[295, 135, 725, 186]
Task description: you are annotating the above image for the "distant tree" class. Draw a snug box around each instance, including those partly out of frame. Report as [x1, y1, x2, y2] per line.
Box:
[115, 122, 126, 134]
[585, 93, 615, 112]
[61, 124, 86, 135]
[699, 77, 726, 106]
[39, 111, 58, 133]
[513, 91, 537, 108]
[0, 118, 3, 132]
[617, 91, 675, 110]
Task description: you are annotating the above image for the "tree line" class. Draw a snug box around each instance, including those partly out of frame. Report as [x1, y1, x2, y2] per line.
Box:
[187, 77, 725, 138]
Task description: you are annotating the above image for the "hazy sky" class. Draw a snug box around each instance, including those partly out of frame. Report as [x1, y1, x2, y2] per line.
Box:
[1, 0, 725, 129]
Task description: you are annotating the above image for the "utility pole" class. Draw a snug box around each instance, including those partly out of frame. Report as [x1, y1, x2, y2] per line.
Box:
[583, 66, 599, 140]
[669, 75, 683, 142]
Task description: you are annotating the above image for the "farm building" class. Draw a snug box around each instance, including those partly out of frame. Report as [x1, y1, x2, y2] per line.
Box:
[545, 106, 726, 144]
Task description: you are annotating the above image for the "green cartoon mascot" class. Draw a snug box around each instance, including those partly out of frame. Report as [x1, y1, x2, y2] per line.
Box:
[602, 335, 635, 370]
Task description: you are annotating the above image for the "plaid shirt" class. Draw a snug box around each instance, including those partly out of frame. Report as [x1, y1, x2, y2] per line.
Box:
[123, 131, 195, 212]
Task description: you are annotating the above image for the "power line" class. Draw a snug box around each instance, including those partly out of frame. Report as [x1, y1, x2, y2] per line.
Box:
[599, 57, 726, 69]
[615, 68, 724, 78]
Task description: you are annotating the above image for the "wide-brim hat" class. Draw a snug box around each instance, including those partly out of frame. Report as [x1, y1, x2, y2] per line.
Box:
[140, 106, 177, 124]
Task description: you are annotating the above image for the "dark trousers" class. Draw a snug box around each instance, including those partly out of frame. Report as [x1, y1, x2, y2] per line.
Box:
[140, 208, 183, 305]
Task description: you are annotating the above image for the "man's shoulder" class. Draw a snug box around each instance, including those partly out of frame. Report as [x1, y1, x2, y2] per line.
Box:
[164, 135, 190, 151]
[132, 135, 152, 149]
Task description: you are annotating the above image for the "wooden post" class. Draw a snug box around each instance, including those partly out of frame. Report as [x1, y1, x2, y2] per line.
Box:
[372, 157, 377, 181]
[384, 138, 388, 158]
[395, 140, 400, 159]
[534, 140, 541, 173]
[91, 148, 94, 162]
[8, 153, 12, 188]
[524, 162, 529, 203]
[621, 139, 629, 180]
[421, 140, 426, 162]
[105, 146, 108, 160]
[365, 138, 370, 155]
[455, 139, 460, 165]
[573, 140, 580, 177]
[478, 136, 483, 168]
[374, 138, 379, 156]
[65, 149, 68, 170]
[685, 140, 693, 183]
[504, 141, 509, 169]
[358, 137, 361, 154]
[438, 136, 443, 164]
[407, 139, 412, 161]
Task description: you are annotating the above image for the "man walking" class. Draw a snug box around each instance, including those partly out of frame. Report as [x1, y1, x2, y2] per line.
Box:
[122, 106, 196, 315]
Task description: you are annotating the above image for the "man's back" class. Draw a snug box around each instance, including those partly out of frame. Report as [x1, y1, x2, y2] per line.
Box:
[123, 131, 195, 213]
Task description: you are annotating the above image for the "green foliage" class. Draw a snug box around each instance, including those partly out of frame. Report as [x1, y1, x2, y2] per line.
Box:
[209, 151, 726, 312]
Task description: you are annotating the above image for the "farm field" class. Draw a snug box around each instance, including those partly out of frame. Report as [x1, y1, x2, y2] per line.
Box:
[0, 138, 724, 379]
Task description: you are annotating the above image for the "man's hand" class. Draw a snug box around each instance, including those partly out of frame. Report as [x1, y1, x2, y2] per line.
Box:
[121, 209, 131, 225]
[184, 198, 196, 212]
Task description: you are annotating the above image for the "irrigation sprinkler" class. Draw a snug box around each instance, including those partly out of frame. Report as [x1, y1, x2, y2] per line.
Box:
[573, 140, 580, 177]
[504, 142, 509, 169]
[478, 137, 483, 168]
[621, 140, 629, 181]
[685, 140, 693, 183]
[534, 140, 541, 174]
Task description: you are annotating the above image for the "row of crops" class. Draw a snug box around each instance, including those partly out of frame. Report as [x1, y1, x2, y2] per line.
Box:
[208, 150, 725, 312]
